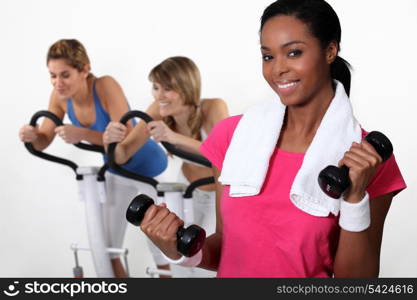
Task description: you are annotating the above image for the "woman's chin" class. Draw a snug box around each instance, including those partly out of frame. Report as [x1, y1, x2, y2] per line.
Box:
[159, 109, 171, 118]
[57, 93, 70, 100]
[277, 95, 306, 107]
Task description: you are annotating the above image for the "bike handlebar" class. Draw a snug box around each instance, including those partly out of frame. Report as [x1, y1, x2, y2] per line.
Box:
[117, 110, 212, 168]
[24, 110, 106, 180]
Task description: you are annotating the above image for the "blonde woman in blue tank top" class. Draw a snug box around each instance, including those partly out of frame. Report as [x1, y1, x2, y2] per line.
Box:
[18, 39, 168, 277]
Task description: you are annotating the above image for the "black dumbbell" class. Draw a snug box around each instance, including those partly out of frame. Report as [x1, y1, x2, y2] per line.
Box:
[318, 131, 393, 199]
[126, 194, 206, 257]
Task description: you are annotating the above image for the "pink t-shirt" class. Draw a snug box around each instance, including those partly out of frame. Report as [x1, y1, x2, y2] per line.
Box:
[200, 115, 406, 278]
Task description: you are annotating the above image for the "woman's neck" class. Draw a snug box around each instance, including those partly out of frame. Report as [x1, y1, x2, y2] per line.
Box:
[284, 80, 335, 138]
[172, 105, 195, 132]
[71, 78, 91, 106]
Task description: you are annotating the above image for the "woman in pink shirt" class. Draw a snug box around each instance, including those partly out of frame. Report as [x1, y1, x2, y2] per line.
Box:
[139, 0, 406, 277]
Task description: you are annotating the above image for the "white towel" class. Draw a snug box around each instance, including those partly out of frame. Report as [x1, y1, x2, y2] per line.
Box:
[219, 81, 362, 217]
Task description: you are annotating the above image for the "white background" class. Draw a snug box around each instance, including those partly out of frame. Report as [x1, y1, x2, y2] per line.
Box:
[0, 0, 416, 277]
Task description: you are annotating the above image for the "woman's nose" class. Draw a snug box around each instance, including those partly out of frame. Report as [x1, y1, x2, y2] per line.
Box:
[272, 58, 289, 78]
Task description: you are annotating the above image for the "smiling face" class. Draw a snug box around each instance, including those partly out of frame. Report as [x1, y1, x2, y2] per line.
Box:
[47, 58, 87, 99]
[151, 81, 188, 117]
[261, 15, 337, 107]
[149, 57, 202, 120]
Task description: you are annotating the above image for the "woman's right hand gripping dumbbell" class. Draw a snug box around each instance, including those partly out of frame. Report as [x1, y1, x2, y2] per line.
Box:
[126, 194, 206, 259]
[140, 201, 185, 260]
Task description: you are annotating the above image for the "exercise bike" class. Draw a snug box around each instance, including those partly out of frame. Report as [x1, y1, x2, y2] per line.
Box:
[24, 110, 215, 277]
[24, 110, 130, 277]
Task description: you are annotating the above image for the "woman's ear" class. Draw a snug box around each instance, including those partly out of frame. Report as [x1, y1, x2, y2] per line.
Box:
[82, 64, 91, 78]
[326, 41, 338, 64]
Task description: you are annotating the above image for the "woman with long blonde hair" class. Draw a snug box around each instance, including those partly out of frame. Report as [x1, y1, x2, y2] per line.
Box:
[104, 56, 229, 277]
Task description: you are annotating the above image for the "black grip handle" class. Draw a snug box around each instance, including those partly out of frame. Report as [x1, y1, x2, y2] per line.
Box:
[25, 111, 79, 178]
[120, 110, 212, 168]
[29, 110, 63, 127]
[24, 110, 106, 180]
[183, 176, 215, 198]
[107, 111, 159, 187]
[29, 110, 105, 154]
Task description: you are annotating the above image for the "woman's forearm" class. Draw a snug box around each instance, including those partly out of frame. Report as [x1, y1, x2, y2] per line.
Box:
[30, 133, 52, 152]
[334, 193, 379, 277]
[333, 229, 378, 277]
[80, 128, 104, 146]
[334, 192, 393, 278]
[198, 232, 222, 271]
[113, 143, 130, 164]
[103, 137, 130, 164]
[114, 122, 152, 164]
[172, 133, 203, 155]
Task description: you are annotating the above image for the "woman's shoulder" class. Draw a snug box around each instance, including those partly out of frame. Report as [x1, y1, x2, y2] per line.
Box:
[200, 98, 230, 129]
[360, 127, 407, 199]
[49, 89, 67, 113]
[94, 75, 120, 91]
[200, 98, 227, 113]
[93, 75, 129, 111]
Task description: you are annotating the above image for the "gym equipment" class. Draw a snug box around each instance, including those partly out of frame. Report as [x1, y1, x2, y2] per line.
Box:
[24, 110, 126, 277]
[25, 110, 214, 277]
[318, 131, 393, 199]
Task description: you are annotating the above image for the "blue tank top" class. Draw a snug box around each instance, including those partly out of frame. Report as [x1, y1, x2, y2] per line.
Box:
[66, 81, 167, 178]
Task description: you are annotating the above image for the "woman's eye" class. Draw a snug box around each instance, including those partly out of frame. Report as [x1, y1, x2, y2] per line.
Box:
[262, 54, 273, 62]
[288, 49, 302, 57]
[59, 72, 70, 79]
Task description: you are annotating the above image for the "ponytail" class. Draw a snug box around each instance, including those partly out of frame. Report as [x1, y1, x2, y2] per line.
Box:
[331, 56, 351, 96]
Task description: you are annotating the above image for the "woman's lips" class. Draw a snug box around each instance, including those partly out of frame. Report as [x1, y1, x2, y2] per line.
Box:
[276, 80, 300, 96]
